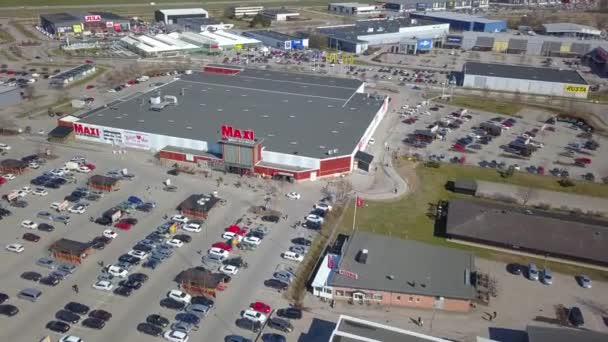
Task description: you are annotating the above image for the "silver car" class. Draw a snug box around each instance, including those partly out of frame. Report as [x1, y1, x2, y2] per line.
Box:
[171, 321, 194, 333]
[273, 271, 294, 284]
[54, 215, 71, 224]
[36, 257, 57, 270]
[528, 263, 539, 281]
[289, 245, 307, 255]
[185, 304, 209, 317]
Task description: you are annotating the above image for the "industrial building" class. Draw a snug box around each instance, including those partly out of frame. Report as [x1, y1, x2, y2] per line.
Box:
[383, 0, 489, 12]
[230, 6, 264, 18]
[462, 62, 589, 98]
[65, 65, 388, 181]
[0, 85, 21, 110]
[541, 23, 602, 39]
[154, 8, 208, 25]
[243, 30, 309, 50]
[39, 11, 130, 37]
[261, 8, 301, 21]
[50, 64, 97, 87]
[410, 11, 506, 32]
[328, 3, 378, 15]
[586, 47, 608, 78]
[318, 17, 449, 53]
[312, 231, 475, 311]
[442, 31, 608, 56]
[170, 17, 234, 32]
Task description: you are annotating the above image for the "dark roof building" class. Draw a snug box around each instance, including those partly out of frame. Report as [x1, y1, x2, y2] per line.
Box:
[176, 267, 227, 297]
[527, 325, 608, 342]
[88, 175, 120, 192]
[330, 315, 456, 342]
[49, 238, 92, 264]
[177, 194, 220, 218]
[445, 198, 608, 266]
[0, 159, 28, 174]
[464, 62, 587, 85]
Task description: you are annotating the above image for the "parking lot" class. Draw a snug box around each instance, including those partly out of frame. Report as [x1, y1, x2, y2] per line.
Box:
[0, 135, 329, 342]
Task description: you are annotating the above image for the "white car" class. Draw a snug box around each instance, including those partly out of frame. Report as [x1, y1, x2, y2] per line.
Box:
[167, 289, 191, 304]
[283, 251, 304, 262]
[222, 231, 237, 240]
[50, 169, 65, 177]
[163, 330, 189, 342]
[208, 247, 229, 259]
[32, 188, 48, 196]
[305, 214, 324, 224]
[286, 192, 301, 200]
[59, 336, 83, 342]
[128, 249, 149, 259]
[241, 309, 267, 323]
[314, 203, 332, 211]
[68, 205, 86, 214]
[219, 265, 239, 275]
[21, 220, 38, 229]
[29, 162, 40, 169]
[103, 229, 117, 239]
[92, 280, 114, 291]
[77, 166, 91, 173]
[368, 138, 375, 145]
[243, 236, 261, 246]
[0, 143, 11, 150]
[2, 173, 15, 180]
[166, 238, 184, 248]
[106, 265, 128, 278]
[50, 202, 62, 210]
[182, 222, 202, 233]
[6, 243, 24, 253]
[171, 214, 189, 223]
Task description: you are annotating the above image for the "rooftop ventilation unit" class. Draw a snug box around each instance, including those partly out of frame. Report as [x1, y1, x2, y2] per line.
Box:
[356, 249, 368, 264]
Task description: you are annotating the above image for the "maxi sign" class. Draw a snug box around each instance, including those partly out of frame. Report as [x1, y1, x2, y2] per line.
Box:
[221, 125, 255, 143]
[73, 123, 100, 138]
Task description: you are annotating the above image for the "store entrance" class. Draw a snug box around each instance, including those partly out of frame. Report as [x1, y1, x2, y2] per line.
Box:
[227, 165, 253, 176]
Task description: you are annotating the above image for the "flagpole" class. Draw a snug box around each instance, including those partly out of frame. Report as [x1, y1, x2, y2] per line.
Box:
[352, 194, 357, 233]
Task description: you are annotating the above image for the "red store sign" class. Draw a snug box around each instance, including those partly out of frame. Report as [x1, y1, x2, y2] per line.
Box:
[221, 125, 255, 141]
[74, 123, 100, 137]
[84, 15, 102, 22]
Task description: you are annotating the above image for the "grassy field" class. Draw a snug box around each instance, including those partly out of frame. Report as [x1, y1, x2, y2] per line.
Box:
[10, 21, 39, 40]
[338, 161, 608, 280]
[589, 91, 608, 103]
[0, 29, 15, 43]
[0, 49, 18, 62]
[440, 95, 524, 117]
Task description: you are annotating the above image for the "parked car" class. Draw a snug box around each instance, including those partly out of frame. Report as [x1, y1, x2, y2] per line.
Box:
[46, 320, 71, 333]
[276, 307, 302, 320]
[137, 322, 163, 336]
[89, 309, 112, 322]
[527, 263, 539, 281]
[568, 307, 584, 326]
[235, 318, 262, 333]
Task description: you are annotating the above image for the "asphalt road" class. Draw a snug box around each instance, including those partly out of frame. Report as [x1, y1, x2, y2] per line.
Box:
[0, 136, 324, 342]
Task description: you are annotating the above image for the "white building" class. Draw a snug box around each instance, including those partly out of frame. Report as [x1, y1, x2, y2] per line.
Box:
[261, 8, 300, 21]
[231, 6, 264, 18]
[328, 3, 378, 15]
[154, 8, 209, 25]
[120, 33, 199, 57]
[244, 30, 309, 50]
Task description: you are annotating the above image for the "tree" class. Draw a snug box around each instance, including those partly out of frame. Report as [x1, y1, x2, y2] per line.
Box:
[516, 186, 537, 206]
[249, 14, 271, 28]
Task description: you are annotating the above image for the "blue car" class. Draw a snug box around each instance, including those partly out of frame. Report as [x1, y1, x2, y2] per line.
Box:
[176, 312, 200, 325]
[128, 196, 144, 205]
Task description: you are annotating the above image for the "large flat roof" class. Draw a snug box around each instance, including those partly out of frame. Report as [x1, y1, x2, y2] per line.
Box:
[329, 232, 475, 299]
[78, 67, 384, 159]
[330, 315, 454, 342]
[445, 198, 608, 265]
[542, 23, 601, 35]
[464, 62, 588, 85]
[527, 325, 608, 342]
[411, 11, 504, 24]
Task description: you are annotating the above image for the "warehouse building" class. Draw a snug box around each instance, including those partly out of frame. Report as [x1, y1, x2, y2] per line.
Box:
[383, 0, 489, 12]
[39, 11, 130, 37]
[541, 23, 602, 39]
[154, 8, 208, 25]
[586, 47, 608, 78]
[120, 33, 199, 57]
[261, 8, 301, 21]
[462, 62, 589, 98]
[170, 17, 234, 32]
[410, 11, 506, 32]
[328, 3, 378, 15]
[330, 315, 456, 342]
[65, 66, 388, 182]
[0, 85, 21, 110]
[318, 17, 449, 53]
[243, 30, 309, 50]
[230, 6, 264, 18]
[442, 31, 608, 56]
[50, 64, 96, 88]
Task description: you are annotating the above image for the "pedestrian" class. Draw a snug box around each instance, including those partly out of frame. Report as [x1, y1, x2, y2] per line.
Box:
[72, 284, 79, 293]
[418, 317, 422, 326]
[394, 188, 398, 194]
[197, 250, 202, 255]
[493, 311, 497, 319]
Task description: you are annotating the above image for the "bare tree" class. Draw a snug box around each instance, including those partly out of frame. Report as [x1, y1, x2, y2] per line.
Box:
[516, 186, 538, 206]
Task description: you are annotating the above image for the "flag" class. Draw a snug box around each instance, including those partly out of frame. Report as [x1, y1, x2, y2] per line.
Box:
[327, 255, 334, 269]
[356, 196, 364, 208]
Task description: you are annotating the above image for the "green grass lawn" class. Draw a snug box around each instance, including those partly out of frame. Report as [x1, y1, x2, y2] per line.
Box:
[338, 161, 608, 280]
[10, 21, 39, 40]
[588, 91, 608, 103]
[0, 29, 15, 44]
[440, 95, 524, 116]
[0, 49, 18, 62]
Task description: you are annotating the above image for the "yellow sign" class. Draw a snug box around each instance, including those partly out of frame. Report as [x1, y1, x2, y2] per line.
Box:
[73, 24, 82, 33]
[234, 44, 243, 50]
[327, 53, 355, 65]
[170, 224, 178, 234]
[564, 85, 587, 93]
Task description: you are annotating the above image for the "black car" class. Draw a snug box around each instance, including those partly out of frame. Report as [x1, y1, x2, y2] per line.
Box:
[267, 317, 293, 333]
[56, 309, 81, 324]
[123, 217, 138, 225]
[264, 279, 288, 290]
[65, 302, 90, 315]
[0, 304, 19, 317]
[247, 231, 265, 239]
[0, 293, 8, 304]
[160, 298, 186, 310]
[89, 309, 112, 321]
[38, 223, 55, 232]
[119, 279, 142, 290]
[142, 259, 160, 269]
[21, 271, 42, 282]
[223, 257, 247, 268]
[95, 217, 112, 226]
[90, 236, 112, 250]
[276, 307, 302, 319]
[173, 234, 192, 243]
[262, 333, 287, 342]
[261, 215, 280, 223]
[64, 195, 81, 202]
[82, 317, 105, 329]
[132, 243, 153, 252]
[225, 336, 253, 342]
[46, 320, 70, 332]
[569, 307, 585, 326]
[176, 312, 200, 325]
[235, 318, 262, 332]
[137, 322, 163, 336]
[113, 286, 132, 297]
[291, 237, 311, 246]
[191, 296, 215, 308]
[146, 314, 170, 328]
[506, 263, 523, 275]
[129, 273, 149, 283]
[118, 254, 141, 265]
[40, 276, 61, 286]
[23, 232, 41, 242]
[11, 200, 28, 208]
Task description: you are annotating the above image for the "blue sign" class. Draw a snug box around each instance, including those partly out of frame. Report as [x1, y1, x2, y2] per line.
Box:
[291, 39, 304, 49]
[446, 36, 463, 44]
[417, 39, 432, 50]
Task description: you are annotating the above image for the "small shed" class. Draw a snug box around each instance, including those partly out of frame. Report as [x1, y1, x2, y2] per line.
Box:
[177, 194, 220, 219]
[47, 125, 74, 143]
[0, 159, 28, 174]
[448, 179, 478, 195]
[88, 175, 120, 192]
[49, 238, 92, 264]
[354, 150, 374, 172]
[175, 267, 227, 297]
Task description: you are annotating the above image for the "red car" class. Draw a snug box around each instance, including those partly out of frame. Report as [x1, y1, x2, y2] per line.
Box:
[250, 302, 271, 314]
[452, 144, 465, 152]
[85, 60, 94, 64]
[0, 177, 6, 185]
[237, 229, 248, 236]
[114, 221, 133, 230]
[225, 225, 240, 233]
[86, 85, 95, 89]
[84, 163, 96, 170]
[211, 242, 232, 251]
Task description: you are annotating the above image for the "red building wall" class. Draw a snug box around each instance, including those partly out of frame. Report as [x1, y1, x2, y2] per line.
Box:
[203, 66, 241, 75]
[319, 156, 351, 177]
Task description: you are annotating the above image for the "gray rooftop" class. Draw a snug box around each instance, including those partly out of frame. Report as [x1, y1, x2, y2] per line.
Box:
[411, 11, 505, 24]
[329, 232, 475, 299]
[330, 2, 374, 7]
[464, 62, 588, 85]
[331, 315, 453, 342]
[78, 67, 385, 159]
[245, 30, 297, 41]
[542, 22, 600, 34]
[318, 17, 432, 43]
[40, 12, 84, 25]
[446, 198, 608, 265]
[262, 8, 299, 15]
[527, 325, 608, 342]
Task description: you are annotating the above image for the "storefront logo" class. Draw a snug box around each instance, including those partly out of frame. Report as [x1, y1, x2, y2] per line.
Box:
[564, 85, 587, 93]
[124, 131, 150, 149]
[84, 15, 101, 22]
[221, 125, 255, 141]
[74, 123, 100, 137]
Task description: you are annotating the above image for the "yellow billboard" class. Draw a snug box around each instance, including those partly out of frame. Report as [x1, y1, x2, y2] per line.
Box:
[234, 44, 243, 50]
[564, 84, 588, 94]
[72, 24, 82, 33]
